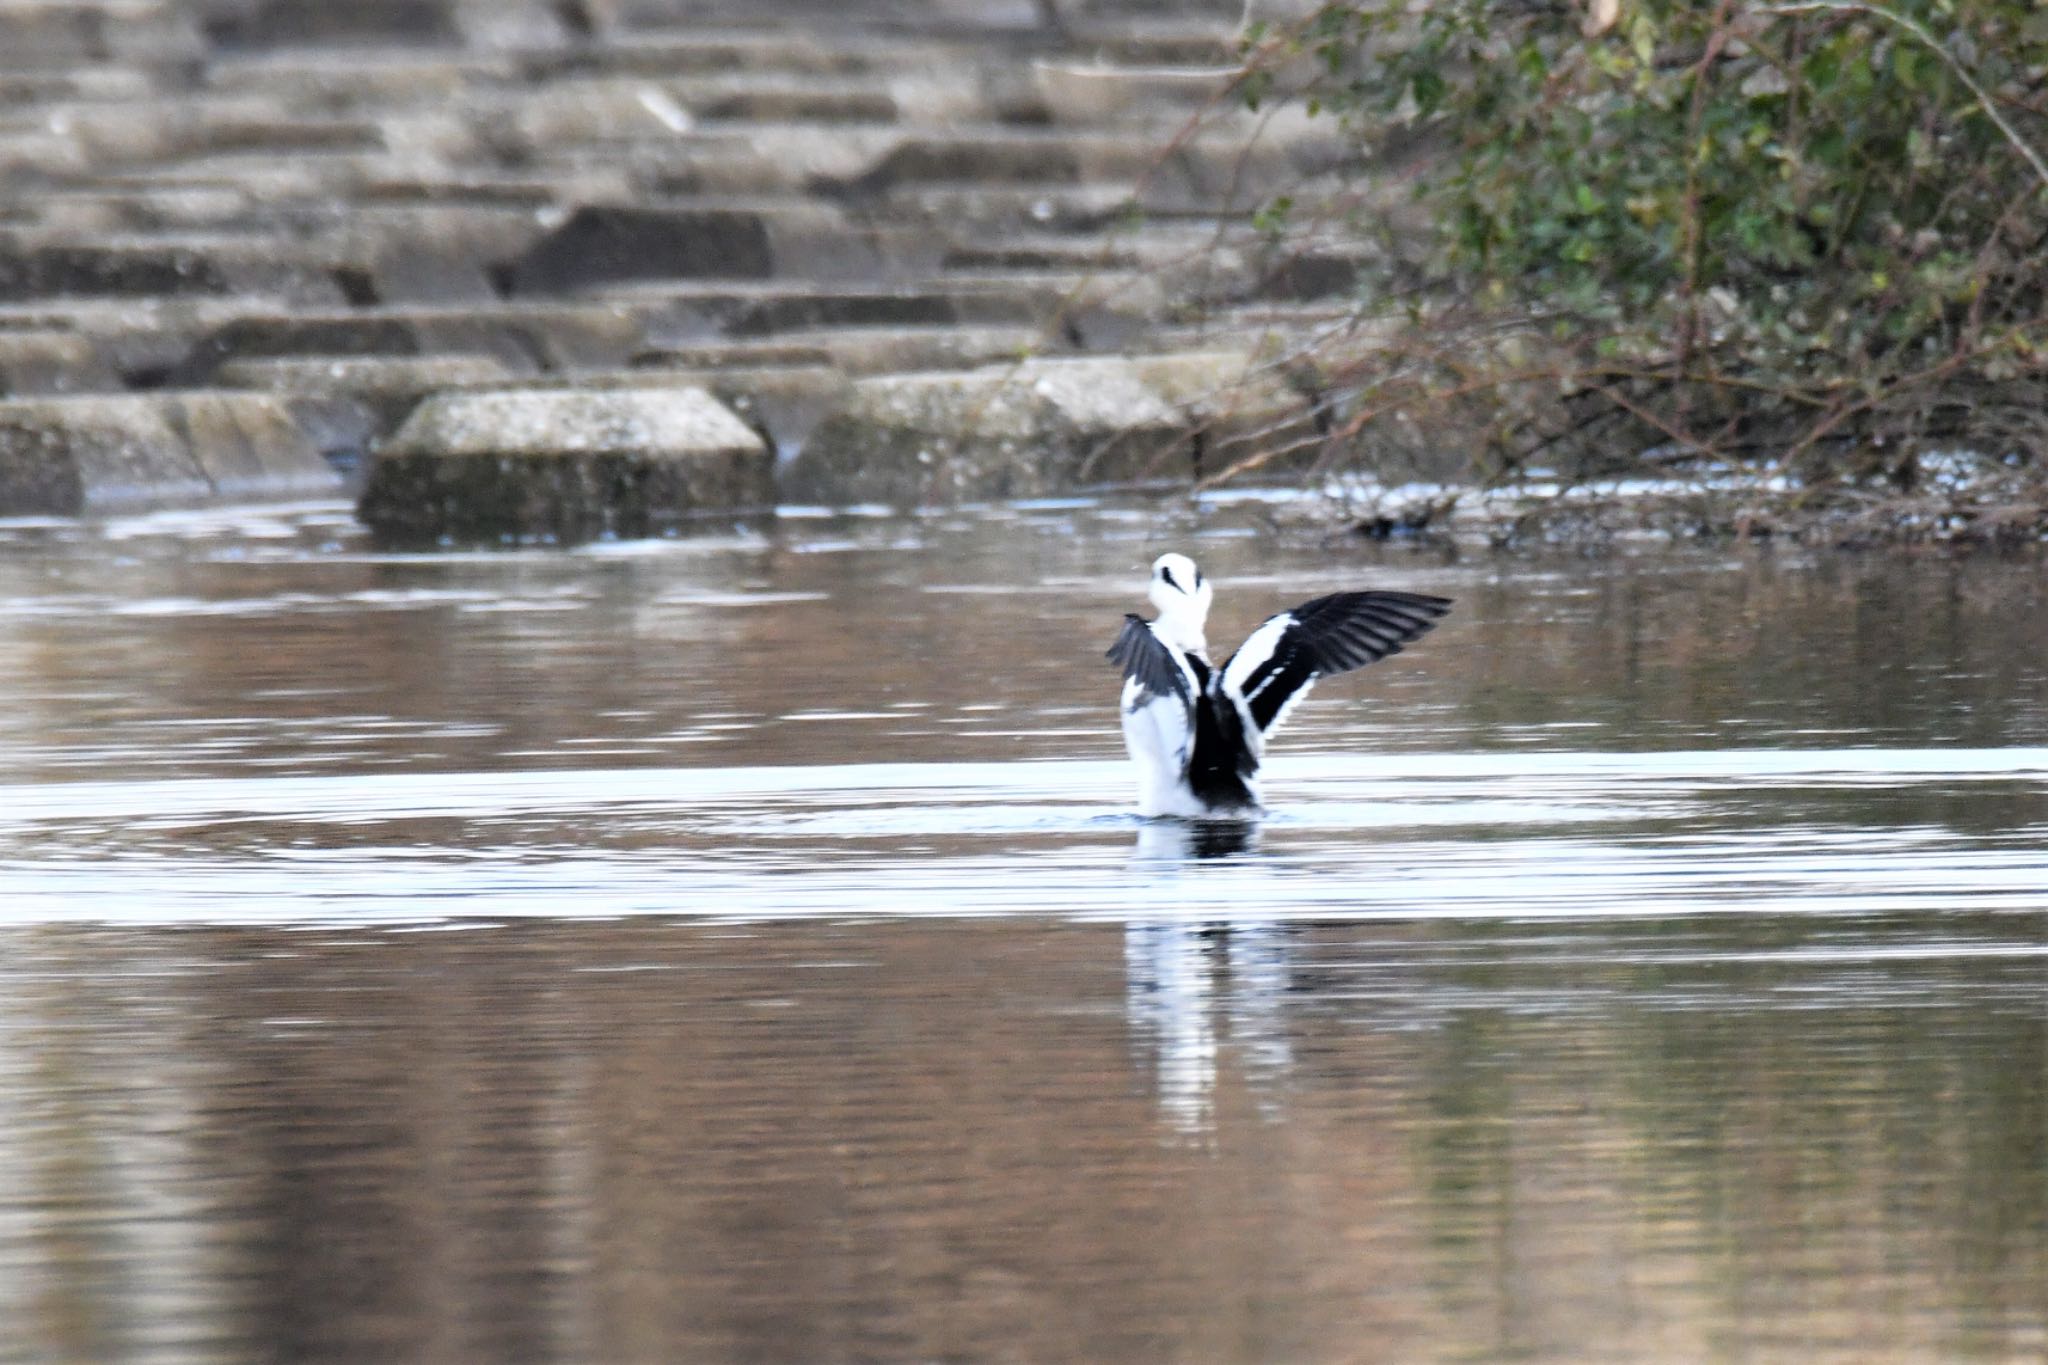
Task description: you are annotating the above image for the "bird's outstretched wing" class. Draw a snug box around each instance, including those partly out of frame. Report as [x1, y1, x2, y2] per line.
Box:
[1219, 591, 1451, 736]
[1106, 613, 1191, 703]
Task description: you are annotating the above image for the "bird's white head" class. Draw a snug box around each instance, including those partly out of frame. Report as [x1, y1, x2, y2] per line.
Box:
[1147, 552, 1212, 647]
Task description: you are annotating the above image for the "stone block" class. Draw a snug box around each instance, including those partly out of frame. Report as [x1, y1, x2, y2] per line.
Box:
[162, 391, 350, 502]
[168, 304, 652, 385]
[201, 50, 518, 102]
[0, 239, 341, 305]
[1030, 58, 1235, 123]
[382, 361, 850, 464]
[489, 77, 699, 152]
[0, 3, 107, 67]
[778, 324, 1046, 376]
[830, 136, 1083, 198]
[1130, 348, 1320, 476]
[317, 204, 551, 305]
[785, 348, 1324, 505]
[785, 355, 1195, 506]
[359, 386, 773, 544]
[536, 363, 852, 460]
[0, 131, 87, 182]
[0, 392, 340, 515]
[214, 352, 516, 435]
[0, 330, 118, 396]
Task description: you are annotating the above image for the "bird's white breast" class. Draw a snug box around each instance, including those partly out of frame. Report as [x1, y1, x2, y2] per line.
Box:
[1120, 677, 1207, 818]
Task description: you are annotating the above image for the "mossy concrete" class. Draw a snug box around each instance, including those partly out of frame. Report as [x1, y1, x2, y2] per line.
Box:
[359, 386, 773, 544]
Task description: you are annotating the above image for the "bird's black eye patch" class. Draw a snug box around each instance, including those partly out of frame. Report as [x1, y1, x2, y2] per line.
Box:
[1160, 565, 1180, 591]
[1194, 568, 1203, 588]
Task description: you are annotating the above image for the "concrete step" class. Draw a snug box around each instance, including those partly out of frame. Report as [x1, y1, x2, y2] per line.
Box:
[0, 330, 121, 397]
[0, 391, 341, 514]
[0, 0, 1351, 524]
[0, 233, 348, 307]
[163, 302, 659, 386]
[419, 362, 850, 460]
[359, 385, 774, 545]
[784, 347, 1318, 505]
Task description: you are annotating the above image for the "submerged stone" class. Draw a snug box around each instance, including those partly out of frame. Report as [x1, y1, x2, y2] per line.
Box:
[359, 386, 773, 544]
[0, 392, 340, 515]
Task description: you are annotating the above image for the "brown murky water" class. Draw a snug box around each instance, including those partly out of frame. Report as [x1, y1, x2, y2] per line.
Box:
[0, 499, 2045, 1362]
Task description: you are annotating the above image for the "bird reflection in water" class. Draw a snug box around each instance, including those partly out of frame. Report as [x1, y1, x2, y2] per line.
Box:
[1131, 817, 1259, 862]
[1124, 818, 1294, 1138]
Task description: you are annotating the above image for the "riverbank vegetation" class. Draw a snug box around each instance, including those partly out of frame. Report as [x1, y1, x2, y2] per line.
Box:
[1228, 0, 2048, 546]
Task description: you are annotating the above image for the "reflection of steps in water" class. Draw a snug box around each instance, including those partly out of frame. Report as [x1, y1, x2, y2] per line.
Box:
[1123, 916, 1295, 1138]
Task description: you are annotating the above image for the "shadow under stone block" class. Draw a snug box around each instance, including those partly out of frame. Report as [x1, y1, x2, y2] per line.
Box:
[204, 0, 461, 49]
[504, 206, 777, 295]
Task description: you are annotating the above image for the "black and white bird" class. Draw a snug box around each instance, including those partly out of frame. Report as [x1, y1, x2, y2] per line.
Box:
[1107, 552, 1451, 817]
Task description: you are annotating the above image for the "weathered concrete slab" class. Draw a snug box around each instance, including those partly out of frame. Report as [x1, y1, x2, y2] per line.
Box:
[200, 49, 519, 102]
[473, 77, 700, 157]
[215, 354, 518, 472]
[785, 356, 1183, 506]
[785, 350, 1317, 505]
[0, 2, 203, 68]
[630, 124, 901, 194]
[1031, 58, 1235, 123]
[0, 331, 119, 396]
[1131, 348, 1322, 475]
[168, 391, 350, 501]
[317, 205, 551, 307]
[0, 392, 341, 515]
[22, 188, 256, 237]
[217, 353, 514, 410]
[0, 0, 1375, 537]
[359, 386, 773, 543]
[0, 237, 344, 305]
[169, 303, 655, 384]
[768, 324, 1048, 376]
[479, 363, 853, 460]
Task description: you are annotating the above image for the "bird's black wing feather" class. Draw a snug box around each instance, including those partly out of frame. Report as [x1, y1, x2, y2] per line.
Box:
[1284, 591, 1452, 674]
[1221, 591, 1451, 734]
[1106, 613, 1190, 703]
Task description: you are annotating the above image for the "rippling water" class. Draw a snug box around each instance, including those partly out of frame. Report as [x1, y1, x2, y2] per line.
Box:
[0, 500, 2044, 1361]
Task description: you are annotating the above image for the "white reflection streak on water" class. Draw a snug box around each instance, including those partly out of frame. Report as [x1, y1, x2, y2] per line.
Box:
[1122, 824, 1308, 1137]
[1124, 920, 1218, 1137]
[0, 749, 2043, 922]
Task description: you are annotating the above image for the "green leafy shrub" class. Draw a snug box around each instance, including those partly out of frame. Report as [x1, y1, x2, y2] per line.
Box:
[1233, 0, 2048, 538]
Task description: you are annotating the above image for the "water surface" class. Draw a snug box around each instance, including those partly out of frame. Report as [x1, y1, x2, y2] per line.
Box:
[0, 500, 2044, 1361]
